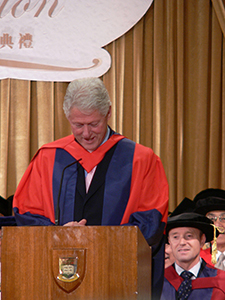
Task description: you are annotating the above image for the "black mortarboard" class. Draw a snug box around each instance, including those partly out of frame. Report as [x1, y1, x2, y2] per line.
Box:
[169, 197, 196, 217]
[0, 195, 13, 216]
[166, 212, 217, 243]
[193, 188, 225, 215]
[165, 198, 196, 244]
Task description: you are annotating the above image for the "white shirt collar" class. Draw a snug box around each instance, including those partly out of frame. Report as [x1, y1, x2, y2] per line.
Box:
[101, 126, 110, 144]
[216, 250, 225, 266]
[216, 250, 225, 258]
[175, 258, 202, 279]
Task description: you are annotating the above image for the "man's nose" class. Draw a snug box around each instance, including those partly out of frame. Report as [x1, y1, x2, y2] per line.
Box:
[214, 218, 223, 226]
[179, 237, 186, 244]
[83, 125, 91, 137]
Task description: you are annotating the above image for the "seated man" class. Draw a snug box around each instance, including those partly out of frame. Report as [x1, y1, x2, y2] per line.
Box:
[161, 212, 225, 300]
[164, 197, 195, 269]
[194, 188, 225, 269]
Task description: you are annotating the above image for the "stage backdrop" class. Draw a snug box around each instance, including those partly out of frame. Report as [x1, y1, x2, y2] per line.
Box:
[0, 0, 225, 211]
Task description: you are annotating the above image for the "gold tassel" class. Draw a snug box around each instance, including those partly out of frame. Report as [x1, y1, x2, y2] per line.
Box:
[211, 225, 225, 265]
[211, 225, 217, 264]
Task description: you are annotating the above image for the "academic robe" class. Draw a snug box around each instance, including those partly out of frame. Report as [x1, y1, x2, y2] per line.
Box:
[200, 247, 214, 267]
[161, 260, 225, 300]
[0, 216, 17, 228]
[13, 130, 169, 299]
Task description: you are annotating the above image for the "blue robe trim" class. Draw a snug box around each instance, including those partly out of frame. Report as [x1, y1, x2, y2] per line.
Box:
[0, 216, 17, 227]
[53, 148, 80, 225]
[14, 208, 53, 226]
[102, 138, 134, 225]
[52, 138, 136, 226]
[127, 209, 165, 300]
[127, 209, 165, 244]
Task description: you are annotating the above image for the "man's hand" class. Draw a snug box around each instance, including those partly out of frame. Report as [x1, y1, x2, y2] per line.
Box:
[63, 219, 87, 226]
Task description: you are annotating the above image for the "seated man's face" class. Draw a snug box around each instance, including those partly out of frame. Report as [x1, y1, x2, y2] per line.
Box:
[165, 243, 175, 268]
[206, 210, 225, 249]
[168, 227, 205, 269]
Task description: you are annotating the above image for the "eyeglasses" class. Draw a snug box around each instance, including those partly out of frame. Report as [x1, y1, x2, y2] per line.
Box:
[206, 213, 225, 224]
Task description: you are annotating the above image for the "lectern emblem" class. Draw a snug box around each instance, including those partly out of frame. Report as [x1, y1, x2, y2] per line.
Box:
[57, 257, 79, 282]
[52, 248, 86, 293]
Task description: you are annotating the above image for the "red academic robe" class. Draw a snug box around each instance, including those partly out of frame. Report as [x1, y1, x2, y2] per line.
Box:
[200, 247, 214, 266]
[13, 132, 168, 228]
[13, 131, 169, 299]
[161, 261, 225, 300]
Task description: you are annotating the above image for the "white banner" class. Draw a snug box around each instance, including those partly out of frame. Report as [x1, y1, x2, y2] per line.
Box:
[0, 0, 153, 81]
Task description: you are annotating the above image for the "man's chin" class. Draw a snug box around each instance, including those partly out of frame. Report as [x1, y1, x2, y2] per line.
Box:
[177, 252, 190, 260]
[85, 146, 98, 152]
[81, 141, 98, 152]
[216, 236, 225, 248]
[81, 138, 100, 150]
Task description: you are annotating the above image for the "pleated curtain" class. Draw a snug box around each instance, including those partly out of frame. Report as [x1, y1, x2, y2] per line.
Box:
[0, 0, 224, 212]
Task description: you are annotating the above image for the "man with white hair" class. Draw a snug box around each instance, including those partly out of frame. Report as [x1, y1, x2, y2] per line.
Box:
[13, 77, 169, 299]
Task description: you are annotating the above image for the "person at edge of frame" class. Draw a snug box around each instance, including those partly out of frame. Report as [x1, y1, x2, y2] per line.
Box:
[161, 212, 225, 300]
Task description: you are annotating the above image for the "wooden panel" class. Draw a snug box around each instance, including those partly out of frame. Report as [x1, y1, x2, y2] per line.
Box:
[1, 226, 151, 300]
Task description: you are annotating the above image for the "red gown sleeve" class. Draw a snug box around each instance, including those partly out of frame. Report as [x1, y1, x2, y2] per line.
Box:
[13, 148, 56, 224]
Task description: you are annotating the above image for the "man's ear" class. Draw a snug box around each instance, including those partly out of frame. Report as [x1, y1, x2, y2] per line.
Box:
[107, 106, 112, 119]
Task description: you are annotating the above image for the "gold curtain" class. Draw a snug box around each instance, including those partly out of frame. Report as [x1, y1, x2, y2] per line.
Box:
[0, 0, 224, 213]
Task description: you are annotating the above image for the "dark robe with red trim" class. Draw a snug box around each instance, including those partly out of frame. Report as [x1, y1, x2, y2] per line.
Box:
[13, 130, 168, 299]
[161, 260, 225, 300]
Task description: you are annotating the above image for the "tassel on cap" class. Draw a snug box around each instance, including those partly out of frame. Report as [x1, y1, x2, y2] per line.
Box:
[211, 224, 225, 265]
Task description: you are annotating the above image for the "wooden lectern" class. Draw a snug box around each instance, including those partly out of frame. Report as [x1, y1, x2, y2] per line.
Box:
[1, 226, 151, 300]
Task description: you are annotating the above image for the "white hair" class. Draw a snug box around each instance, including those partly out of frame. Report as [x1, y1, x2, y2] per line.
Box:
[63, 77, 111, 118]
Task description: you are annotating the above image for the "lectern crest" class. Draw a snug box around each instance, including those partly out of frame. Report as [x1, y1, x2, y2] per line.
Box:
[52, 248, 86, 293]
[57, 257, 79, 282]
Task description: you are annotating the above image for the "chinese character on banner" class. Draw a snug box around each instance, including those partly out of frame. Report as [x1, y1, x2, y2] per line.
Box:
[0, 33, 14, 49]
[0, 0, 154, 81]
[19, 33, 33, 49]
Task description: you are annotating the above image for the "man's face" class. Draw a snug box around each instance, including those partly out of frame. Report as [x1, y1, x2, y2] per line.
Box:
[165, 243, 175, 268]
[206, 210, 225, 249]
[168, 227, 205, 269]
[68, 106, 111, 152]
